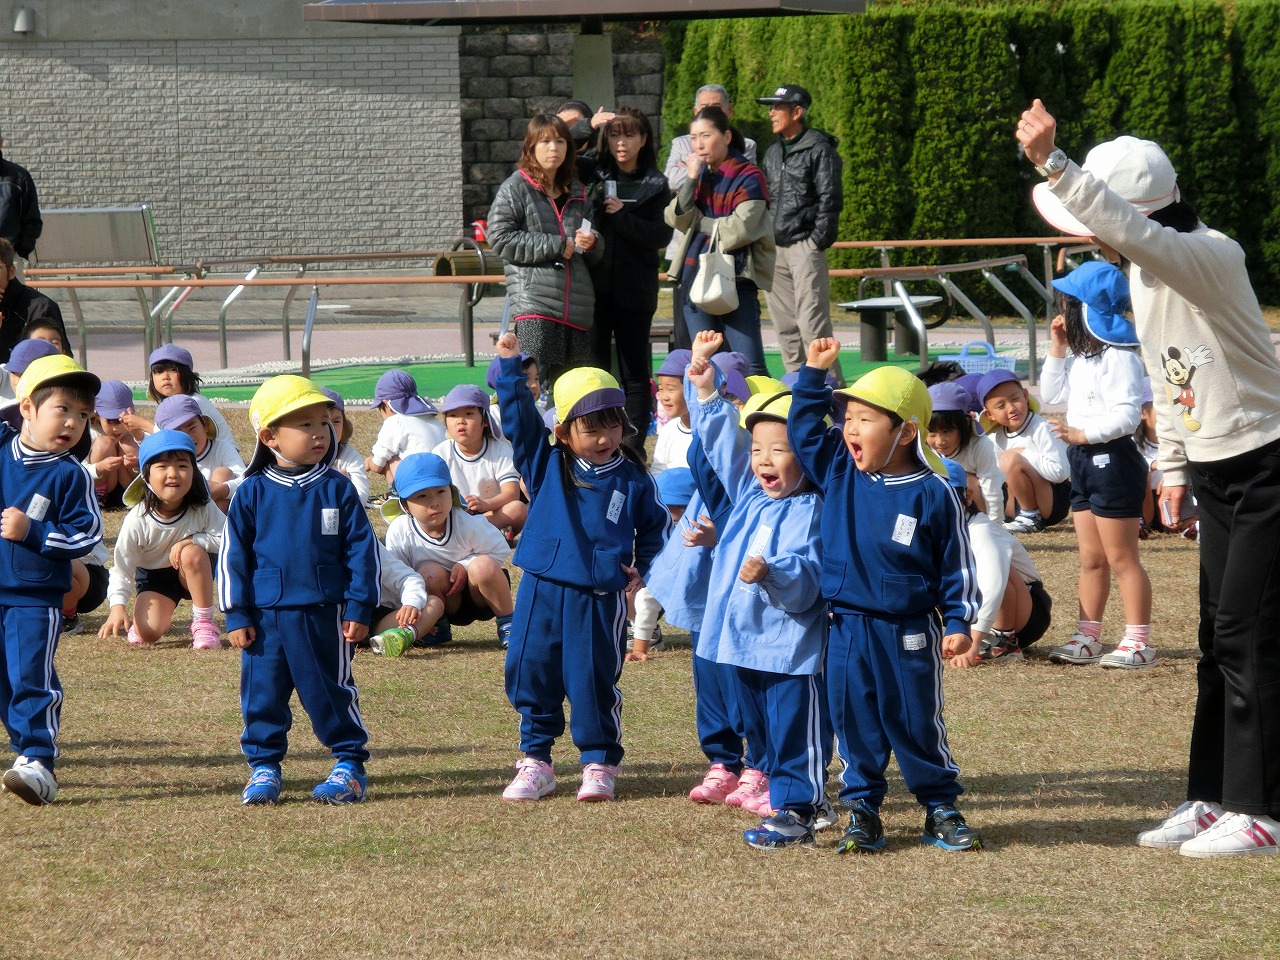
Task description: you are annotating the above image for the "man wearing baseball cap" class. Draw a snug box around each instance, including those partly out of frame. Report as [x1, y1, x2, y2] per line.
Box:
[756, 84, 845, 384]
[1018, 100, 1280, 857]
[219, 375, 381, 807]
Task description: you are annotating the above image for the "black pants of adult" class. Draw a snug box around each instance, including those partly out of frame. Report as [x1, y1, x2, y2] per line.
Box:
[590, 291, 655, 459]
[1187, 436, 1280, 816]
[670, 281, 692, 351]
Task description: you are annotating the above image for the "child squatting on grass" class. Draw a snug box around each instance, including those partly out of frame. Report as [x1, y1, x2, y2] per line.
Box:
[789, 338, 984, 853]
[98, 430, 226, 650]
[0, 355, 104, 806]
[219, 375, 381, 806]
[493, 332, 670, 804]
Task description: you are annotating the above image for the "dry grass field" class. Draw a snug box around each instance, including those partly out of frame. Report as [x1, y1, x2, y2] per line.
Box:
[4, 405, 1278, 960]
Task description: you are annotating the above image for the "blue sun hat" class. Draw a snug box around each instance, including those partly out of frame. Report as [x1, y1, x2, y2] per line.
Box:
[940, 456, 968, 493]
[1051, 260, 1137, 347]
[7, 338, 60, 376]
[655, 467, 696, 509]
[380, 451, 461, 521]
[123, 429, 208, 507]
[372, 369, 437, 416]
[656, 349, 693, 379]
[928, 381, 977, 415]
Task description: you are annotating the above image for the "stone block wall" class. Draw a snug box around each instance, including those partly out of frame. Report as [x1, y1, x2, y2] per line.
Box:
[2, 34, 461, 264]
[459, 30, 666, 226]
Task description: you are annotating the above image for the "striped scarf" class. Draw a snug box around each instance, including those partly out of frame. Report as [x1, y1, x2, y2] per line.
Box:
[681, 151, 771, 284]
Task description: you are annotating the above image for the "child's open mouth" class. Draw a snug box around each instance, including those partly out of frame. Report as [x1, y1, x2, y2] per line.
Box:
[849, 442, 863, 462]
[758, 472, 780, 490]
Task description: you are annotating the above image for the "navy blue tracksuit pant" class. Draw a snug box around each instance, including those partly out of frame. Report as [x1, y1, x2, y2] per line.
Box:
[1, 606, 62, 769]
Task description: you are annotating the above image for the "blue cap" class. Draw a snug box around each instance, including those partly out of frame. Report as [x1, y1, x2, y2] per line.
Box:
[394, 452, 455, 500]
[8, 338, 60, 375]
[928, 381, 976, 414]
[154, 394, 206, 432]
[710, 351, 750, 378]
[442, 383, 489, 413]
[954, 374, 984, 412]
[149, 343, 194, 368]
[486, 352, 533, 390]
[655, 467, 696, 508]
[940, 456, 968, 491]
[722, 370, 750, 403]
[319, 386, 345, 411]
[124, 429, 209, 506]
[1051, 260, 1138, 347]
[95, 379, 135, 419]
[976, 368, 1023, 406]
[373, 369, 437, 416]
[656, 349, 693, 379]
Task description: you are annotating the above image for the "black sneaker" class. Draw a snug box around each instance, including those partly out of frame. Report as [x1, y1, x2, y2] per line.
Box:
[974, 629, 1024, 664]
[60, 614, 83, 635]
[922, 804, 984, 851]
[836, 799, 886, 853]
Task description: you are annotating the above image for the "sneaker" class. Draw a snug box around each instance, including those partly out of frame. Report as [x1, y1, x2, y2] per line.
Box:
[1100, 638, 1158, 670]
[312, 760, 367, 805]
[502, 757, 556, 801]
[743, 809, 816, 850]
[496, 619, 512, 648]
[814, 796, 839, 832]
[377, 626, 416, 659]
[127, 625, 150, 646]
[190, 618, 223, 650]
[837, 799, 887, 853]
[416, 618, 452, 648]
[1004, 514, 1046, 534]
[242, 764, 283, 805]
[974, 631, 1024, 664]
[625, 623, 665, 653]
[741, 780, 776, 816]
[923, 804, 983, 851]
[577, 762, 619, 802]
[1048, 633, 1104, 665]
[1180, 812, 1280, 858]
[725, 768, 769, 809]
[1137, 800, 1224, 849]
[689, 764, 740, 805]
[60, 614, 83, 635]
[2, 756, 57, 805]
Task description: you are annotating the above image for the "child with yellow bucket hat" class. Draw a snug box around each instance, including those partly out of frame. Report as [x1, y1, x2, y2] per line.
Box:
[789, 339, 984, 854]
[218, 375, 381, 807]
[492, 333, 671, 804]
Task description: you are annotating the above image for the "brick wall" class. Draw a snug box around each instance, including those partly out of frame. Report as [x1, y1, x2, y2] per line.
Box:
[2, 35, 461, 263]
[459, 29, 665, 227]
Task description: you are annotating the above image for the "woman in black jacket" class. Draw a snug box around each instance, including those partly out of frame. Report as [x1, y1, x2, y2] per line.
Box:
[588, 108, 672, 458]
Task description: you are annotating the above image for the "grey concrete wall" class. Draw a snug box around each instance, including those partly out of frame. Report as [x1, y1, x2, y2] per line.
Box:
[1, 2, 462, 263]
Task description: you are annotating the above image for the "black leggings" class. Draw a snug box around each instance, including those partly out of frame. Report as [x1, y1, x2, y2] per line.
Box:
[590, 291, 655, 458]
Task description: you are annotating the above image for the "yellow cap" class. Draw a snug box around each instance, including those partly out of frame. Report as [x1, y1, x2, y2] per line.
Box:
[16, 355, 101, 401]
[740, 389, 793, 429]
[552, 367, 624, 422]
[249, 375, 332, 432]
[834, 366, 945, 475]
[743, 375, 785, 397]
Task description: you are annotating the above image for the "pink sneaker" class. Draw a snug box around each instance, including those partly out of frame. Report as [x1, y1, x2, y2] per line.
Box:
[127, 626, 149, 646]
[190, 618, 223, 650]
[502, 757, 555, 801]
[577, 762, 619, 802]
[689, 764, 741, 804]
[724, 768, 769, 810]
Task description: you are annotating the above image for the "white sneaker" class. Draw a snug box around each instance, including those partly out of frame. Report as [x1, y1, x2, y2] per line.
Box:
[501, 757, 555, 801]
[1179, 811, 1280, 858]
[1048, 633, 1104, 665]
[1100, 638, 1158, 669]
[577, 762, 619, 802]
[1137, 800, 1223, 848]
[2, 756, 58, 805]
[814, 797, 839, 832]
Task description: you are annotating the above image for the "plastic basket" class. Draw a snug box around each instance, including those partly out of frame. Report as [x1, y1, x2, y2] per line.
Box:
[939, 341, 1017, 375]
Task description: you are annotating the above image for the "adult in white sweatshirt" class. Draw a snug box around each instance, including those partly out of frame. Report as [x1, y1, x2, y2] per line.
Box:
[1019, 100, 1280, 858]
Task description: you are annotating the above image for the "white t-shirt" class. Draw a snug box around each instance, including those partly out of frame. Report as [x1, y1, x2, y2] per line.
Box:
[197, 437, 247, 496]
[376, 541, 428, 610]
[953, 435, 1005, 524]
[431, 436, 520, 500]
[651, 418, 693, 475]
[332, 442, 371, 503]
[966, 512, 1042, 635]
[985, 412, 1070, 485]
[384, 507, 512, 572]
[107, 502, 226, 608]
[371, 413, 446, 468]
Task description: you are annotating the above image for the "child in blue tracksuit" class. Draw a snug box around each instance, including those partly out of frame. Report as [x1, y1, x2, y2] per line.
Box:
[788, 338, 984, 853]
[0, 356, 102, 806]
[685, 331, 828, 849]
[219, 375, 381, 806]
[494, 333, 670, 804]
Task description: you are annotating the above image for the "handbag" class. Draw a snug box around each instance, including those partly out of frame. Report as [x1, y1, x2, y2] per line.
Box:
[688, 218, 739, 315]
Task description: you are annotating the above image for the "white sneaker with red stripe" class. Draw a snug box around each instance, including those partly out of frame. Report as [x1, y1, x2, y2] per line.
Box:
[1136, 800, 1223, 848]
[1048, 633, 1104, 665]
[1180, 812, 1280, 858]
[1099, 638, 1158, 669]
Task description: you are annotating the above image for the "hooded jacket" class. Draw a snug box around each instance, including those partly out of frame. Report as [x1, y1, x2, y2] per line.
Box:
[761, 126, 843, 249]
[487, 168, 603, 332]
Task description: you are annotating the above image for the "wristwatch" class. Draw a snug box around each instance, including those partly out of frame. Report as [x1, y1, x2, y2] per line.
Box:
[1035, 148, 1069, 178]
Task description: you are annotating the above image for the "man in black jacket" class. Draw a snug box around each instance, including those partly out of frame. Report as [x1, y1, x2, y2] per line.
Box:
[0, 239, 68, 365]
[756, 85, 844, 384]
[0, 129, 42, 262]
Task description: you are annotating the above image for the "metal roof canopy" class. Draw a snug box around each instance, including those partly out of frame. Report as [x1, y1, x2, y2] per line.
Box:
[301, 0, 867, 26]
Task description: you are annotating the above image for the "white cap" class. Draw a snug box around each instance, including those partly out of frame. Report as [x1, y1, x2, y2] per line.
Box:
[1033, 135, 1180, 236]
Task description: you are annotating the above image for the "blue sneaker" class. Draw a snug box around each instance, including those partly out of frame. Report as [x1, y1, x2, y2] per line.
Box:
[836, 799, 887, 854]
[923, 804, 983, 851]
[242, 764, 282, 805]
[743, 809, 816, 850]
[312, 761, 367, 805]
[416, 618, 452, 648]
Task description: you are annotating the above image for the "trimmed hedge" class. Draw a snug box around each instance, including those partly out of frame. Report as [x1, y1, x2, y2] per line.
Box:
[661, 0, 1280, 302]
